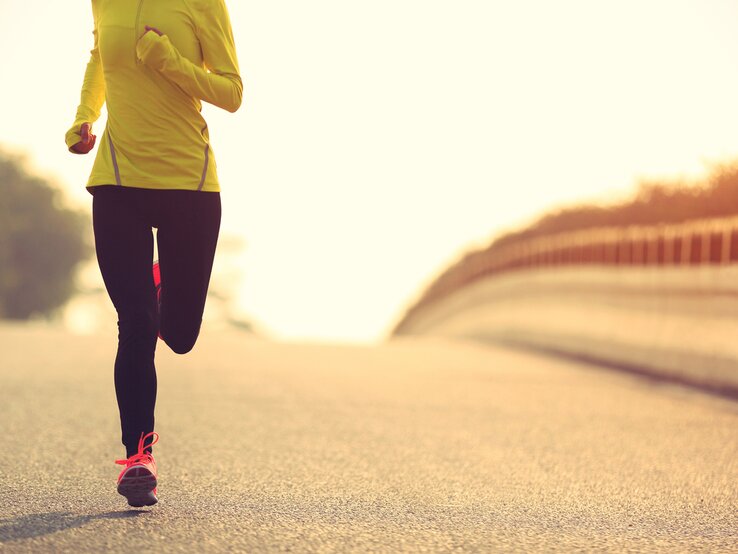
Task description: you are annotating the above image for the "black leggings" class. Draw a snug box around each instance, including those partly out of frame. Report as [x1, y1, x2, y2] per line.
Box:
[92, 185, 221, 456]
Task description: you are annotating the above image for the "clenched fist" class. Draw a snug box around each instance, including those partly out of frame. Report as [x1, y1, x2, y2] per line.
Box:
[71, 123, 96, 154]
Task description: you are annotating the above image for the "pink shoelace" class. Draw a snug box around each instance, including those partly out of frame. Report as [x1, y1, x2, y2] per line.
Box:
[115, 431, 159, 467]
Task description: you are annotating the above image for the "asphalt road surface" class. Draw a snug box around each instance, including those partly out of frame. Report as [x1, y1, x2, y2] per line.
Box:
[1, 325, 736, 552]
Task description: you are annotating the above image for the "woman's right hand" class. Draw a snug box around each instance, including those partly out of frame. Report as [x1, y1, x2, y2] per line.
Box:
[71, 123, 96, 154]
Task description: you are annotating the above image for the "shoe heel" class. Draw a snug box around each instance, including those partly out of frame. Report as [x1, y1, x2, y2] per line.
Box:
[117, 466, 158, 507]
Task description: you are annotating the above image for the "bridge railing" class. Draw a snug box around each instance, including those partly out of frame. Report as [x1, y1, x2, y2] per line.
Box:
[396, 215, 738, 334]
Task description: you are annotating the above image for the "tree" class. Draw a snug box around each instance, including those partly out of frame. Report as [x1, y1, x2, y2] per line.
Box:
[0, 150, 91, 319]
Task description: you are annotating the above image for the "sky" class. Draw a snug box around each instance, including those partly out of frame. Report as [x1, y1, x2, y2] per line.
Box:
[3, 1, 738, 343]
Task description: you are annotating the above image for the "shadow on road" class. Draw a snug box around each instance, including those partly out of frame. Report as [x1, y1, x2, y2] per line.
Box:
[0, 510, 148, 543]
[478, 335, 738, 402]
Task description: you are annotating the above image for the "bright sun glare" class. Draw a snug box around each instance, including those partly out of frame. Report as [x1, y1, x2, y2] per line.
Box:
[3, 0, 738, 342]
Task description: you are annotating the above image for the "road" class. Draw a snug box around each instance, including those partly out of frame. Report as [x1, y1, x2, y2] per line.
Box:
[1, 325, 736, 552]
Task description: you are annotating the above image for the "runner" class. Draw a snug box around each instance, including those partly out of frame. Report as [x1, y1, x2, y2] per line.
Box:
[65, 0, 242, 507]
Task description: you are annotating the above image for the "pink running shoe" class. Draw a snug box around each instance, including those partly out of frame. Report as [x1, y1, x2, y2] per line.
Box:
[153, 260, 163, 340]
[115, 431, 159, 507]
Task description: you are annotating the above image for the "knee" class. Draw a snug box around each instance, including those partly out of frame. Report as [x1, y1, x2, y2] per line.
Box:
[163, 329, 199, 355]
[161, 315, 202, 355]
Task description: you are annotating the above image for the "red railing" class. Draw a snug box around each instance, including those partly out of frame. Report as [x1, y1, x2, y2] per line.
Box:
[394, 215, 738, 334]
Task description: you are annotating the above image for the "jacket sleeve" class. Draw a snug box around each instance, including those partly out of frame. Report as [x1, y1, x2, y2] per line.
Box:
[136, 0, 243, 113]
[65, 1, 106, 153]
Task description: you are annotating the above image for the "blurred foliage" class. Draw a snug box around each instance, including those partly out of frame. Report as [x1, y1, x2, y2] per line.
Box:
[0, 150, 91, 319]
[494, 163, 738, 249]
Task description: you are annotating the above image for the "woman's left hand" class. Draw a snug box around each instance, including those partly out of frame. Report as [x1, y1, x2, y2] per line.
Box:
[144, 25, 163, 36]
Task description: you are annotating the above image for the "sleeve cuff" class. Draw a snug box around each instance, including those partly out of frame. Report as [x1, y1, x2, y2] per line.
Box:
[65, 126, 83, 153]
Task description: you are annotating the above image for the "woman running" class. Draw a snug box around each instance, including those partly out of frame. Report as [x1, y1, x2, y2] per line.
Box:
[65, 0, 242, 507]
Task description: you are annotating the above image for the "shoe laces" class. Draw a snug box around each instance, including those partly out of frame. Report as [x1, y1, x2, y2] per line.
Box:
[115, 431, 159, 467]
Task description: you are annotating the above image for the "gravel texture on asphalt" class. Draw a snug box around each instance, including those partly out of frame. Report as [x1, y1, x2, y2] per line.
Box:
[1, 325, 736, 552]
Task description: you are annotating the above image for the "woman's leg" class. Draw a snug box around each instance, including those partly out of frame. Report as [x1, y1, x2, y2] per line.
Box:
[156, 190, 221, 354]
[92, 186, 158, 457]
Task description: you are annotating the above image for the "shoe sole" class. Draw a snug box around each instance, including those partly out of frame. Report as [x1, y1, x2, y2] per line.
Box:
[117, 465, 158, 507]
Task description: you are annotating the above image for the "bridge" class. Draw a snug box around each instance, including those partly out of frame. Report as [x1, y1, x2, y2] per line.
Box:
[1, 217, 737, 552]
[395, 215, 738, 397]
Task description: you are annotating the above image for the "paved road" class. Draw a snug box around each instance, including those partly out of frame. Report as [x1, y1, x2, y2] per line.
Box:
[1, 325, 736, 552]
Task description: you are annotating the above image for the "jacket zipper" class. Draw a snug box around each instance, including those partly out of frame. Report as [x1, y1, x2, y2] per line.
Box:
[134, 0, 145, 64]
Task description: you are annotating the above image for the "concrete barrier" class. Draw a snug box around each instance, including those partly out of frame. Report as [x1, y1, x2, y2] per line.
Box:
[395, 265, 738, 397]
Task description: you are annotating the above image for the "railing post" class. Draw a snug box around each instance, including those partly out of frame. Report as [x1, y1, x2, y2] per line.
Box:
[681, 229, 692, 265]
[721, 224, 732, 265]
[664, 226, 673, 265]
[618, 231, 626, 265]
[701, 224, 711, 264]
[632, 229, 643, 265]
[604, 229, 615, 264]
[646, 228, 658, 265]
[621, 230, 630, 265]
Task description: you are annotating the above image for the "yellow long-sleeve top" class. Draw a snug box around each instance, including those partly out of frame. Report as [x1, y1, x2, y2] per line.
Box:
[65, 0, 242, 193]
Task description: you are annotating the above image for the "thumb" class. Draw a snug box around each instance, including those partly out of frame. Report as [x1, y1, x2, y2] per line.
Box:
[80, 123, 90, 143]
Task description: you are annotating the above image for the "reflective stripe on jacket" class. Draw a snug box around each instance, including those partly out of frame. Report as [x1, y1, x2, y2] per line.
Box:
[65, 0, 242, 193]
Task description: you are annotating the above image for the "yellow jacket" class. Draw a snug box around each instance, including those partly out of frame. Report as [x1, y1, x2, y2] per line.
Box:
[65, 0, 242, 193]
